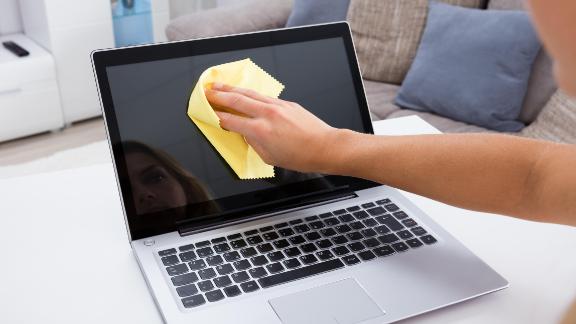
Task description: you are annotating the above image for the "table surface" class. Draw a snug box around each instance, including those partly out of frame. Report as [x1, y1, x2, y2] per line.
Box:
[1, 115, 575, 324]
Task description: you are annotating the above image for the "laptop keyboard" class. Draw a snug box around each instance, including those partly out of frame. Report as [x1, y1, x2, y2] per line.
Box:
[157, 198, 438, 309]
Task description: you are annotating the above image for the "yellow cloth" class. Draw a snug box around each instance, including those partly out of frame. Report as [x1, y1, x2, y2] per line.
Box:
[187, 58, 285, 179]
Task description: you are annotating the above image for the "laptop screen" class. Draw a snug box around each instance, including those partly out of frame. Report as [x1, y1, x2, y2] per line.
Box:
[94, 23, 377, 239]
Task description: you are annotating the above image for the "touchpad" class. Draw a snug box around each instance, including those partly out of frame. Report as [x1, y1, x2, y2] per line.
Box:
[268, 278, 385, 324]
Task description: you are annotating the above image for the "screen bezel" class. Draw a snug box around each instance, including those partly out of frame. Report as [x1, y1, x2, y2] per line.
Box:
[92, 22, 379, 241]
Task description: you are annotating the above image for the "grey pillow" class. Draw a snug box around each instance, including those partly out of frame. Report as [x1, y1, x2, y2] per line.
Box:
[285, 0, 350, 27]
[395, 1, 541, 132]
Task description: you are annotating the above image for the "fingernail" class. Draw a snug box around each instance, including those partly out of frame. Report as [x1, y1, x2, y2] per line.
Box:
[212, 82, 223, 90]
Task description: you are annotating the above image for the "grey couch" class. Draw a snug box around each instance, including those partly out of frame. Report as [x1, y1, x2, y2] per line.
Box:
[165, 0, 560, 135]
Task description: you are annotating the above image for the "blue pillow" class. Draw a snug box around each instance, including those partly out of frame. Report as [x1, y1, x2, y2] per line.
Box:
[285, 0, 350, 27]
[395, 1, 541, 132]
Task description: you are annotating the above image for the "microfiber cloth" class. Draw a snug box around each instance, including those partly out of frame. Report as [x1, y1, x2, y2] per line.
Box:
[187, 58, 285, 179]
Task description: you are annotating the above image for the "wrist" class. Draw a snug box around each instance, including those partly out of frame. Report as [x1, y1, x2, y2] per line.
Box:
[314, 128, 361, 175]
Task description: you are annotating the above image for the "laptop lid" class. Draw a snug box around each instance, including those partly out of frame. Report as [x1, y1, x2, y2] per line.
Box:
[92, 22, 378, 241]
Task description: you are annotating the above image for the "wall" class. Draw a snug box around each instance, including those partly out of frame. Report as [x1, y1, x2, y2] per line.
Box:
[0, 0, 23, 35]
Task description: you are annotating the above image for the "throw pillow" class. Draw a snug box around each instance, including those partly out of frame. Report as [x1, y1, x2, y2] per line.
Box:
[395, 2, 541, 132]
[347, 0, 486, 85]
[285, 0, 350, 27]
[521, 91, 576, 144]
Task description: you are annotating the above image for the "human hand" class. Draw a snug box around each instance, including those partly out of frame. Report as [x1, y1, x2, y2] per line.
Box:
[205, 82, 341, 173]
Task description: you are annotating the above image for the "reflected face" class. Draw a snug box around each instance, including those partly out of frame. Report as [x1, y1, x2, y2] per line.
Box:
[126, 152, 188, 215]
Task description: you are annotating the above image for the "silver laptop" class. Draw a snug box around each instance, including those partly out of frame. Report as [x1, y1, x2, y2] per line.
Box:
[91, 22, 508, 324]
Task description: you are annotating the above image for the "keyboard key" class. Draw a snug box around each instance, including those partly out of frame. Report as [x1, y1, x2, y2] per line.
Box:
[216, 263, 234, 275]
[384, 203, 400, 212]
[274, 222, 289, 229]
[251, 255, 268, 266]
[412, 227, 428, 236]
[376, 199, 391, 205]
[346, 206, 361, 212]
[324, 217, 340, 226]
[342, 254, 360, 265]
[333, 209, 347, 215]
[249, 267, 267, 278]
[402, 218, 418, 227]
[421, 235, 438, 245]
[289, 219, 303, 225]
[182, 294, 205, 308]
[361, 202, 376, 208]
[367, 207, 386, 216]
[198, 280, 214, 292]
[376, 215, 404, 231]
[205, 289, 225, 302]
[206, 255, 224, 266]
[223, 285, 242, 297]
[258, 259, 344, 288]
[263, 232, 280, 241]
[305, 232, 321, 241]
[319, 212, 333, 218]
[231, 271, 250, 283]
[159, 248, 177, 256]
[373, 245, 395, 257]
[397, 230, 413, 239]
[348, 242, 365, 252]
[358, 250, 376, 261]
[240, 280, 260, 293]
[360, 228, 377, 237]
[230, 239, 247, 249]
[268, 251, 285, 262]
[363, 218, 378, 227]
[189, 259, 207, 271]
[233, 259, 251, 271]
[257, 243, 274, 253]
[300, 254, 318, 264]
[393, 211, 409, 220]
[179, 244, 195, 252]
[266, 262, 285, 274]
[244, 229, 258, 236]
[332, 246, 350, 256]
[214, 243, 231, 253]
[320, 228, 337, 237]
[211, 237, 226, 244]
[309, 221, 325, 230]
[198, 268, 217, 280]
[162, 255, 180, 266]
[289, 235, 306, 245]
[195, 240, 210, 248]
[349, 221, 365, 230]
[305, 215, 319, 222]
[332, 235, 349, 245]
[363, 238, 381, 248]
[284, 247, 301, 257]
[166, 264, 188, 276]
[316, 250, 334, 260]
[375, 225, 390, 234]
[406, 238, 424, 248]
[338, 214, 355, 223]
[294, 224, 311, 233]
[227, 233, 242, 240]
[259, 226, 274, 233]
[223, 251, 241, 262]
[392, 242, 409, 252]
[300, 243, 318, 253]
[214, 275, 233, 288]
[240, 247, 257, 258]
[317, 239, 333, 249]
[346, 231, 363, 241]
[172, 272, 199, 286]
[179, 251, 197, 262]
[335, 224, 352, 233]
[378, 233, 400, 244]
[176, 283, 198, 297]
[247, 235, 263, 245]
[273, 239, 290, 249]
[283, 258, 301, 269]
[279, 228, 295, 237]
[197, 247, 214, 258]
[353, 210, 369, 219]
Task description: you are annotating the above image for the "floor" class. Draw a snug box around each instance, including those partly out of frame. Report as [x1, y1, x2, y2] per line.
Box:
[0, 117, 107, 167]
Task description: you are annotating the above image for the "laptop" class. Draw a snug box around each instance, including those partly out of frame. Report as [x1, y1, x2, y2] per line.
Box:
[91, 22, 508, 324]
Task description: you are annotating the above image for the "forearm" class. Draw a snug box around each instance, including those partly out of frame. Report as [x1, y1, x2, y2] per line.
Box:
[323, 130, 575, 224]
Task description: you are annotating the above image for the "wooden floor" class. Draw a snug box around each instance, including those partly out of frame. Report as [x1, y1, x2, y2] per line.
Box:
[0, 117, 107, 167]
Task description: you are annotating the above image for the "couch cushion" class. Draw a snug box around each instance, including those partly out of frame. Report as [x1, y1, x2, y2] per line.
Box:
[285, 0, 349, 27]
[347, 0, 486, 85]
[395, 2, 540, 132]
[387, 110, 494, 133]
[521, 91, 576, 144]
[363, 80, 401, 120]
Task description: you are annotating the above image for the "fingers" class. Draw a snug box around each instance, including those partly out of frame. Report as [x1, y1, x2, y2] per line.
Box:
[206, 88, 271, 118]
[216, 111, 256, 137]
[211, 82, 280, 105]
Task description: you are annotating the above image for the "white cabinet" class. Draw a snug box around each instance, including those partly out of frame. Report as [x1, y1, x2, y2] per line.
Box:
[19, 0, 115, 124]
[0, 34, 63, 142]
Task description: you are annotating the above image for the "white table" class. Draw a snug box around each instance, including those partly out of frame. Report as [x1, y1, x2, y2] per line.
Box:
[0, 116, 575, 323]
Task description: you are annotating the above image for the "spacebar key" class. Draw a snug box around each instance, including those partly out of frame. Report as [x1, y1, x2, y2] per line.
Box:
[258, 259, 345, 288]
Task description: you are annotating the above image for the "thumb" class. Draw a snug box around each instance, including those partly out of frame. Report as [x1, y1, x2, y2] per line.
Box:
[216, 111, 254, 137]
